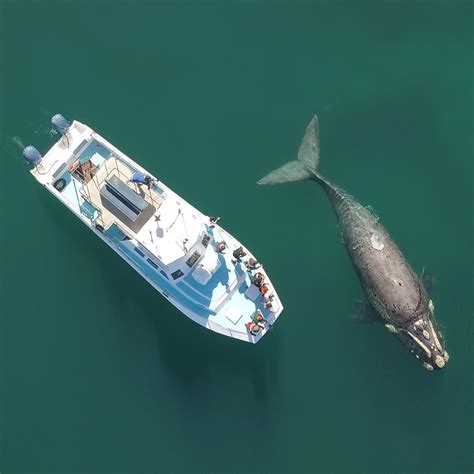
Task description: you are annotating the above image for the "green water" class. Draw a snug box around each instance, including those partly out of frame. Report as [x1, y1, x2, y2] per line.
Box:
[1, 1, 473, 472]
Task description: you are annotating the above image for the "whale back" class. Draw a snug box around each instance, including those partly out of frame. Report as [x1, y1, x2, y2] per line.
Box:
[319, 179, 429, 325]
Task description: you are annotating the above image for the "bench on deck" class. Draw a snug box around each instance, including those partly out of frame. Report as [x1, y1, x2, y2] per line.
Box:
[100, 175, 149, 221]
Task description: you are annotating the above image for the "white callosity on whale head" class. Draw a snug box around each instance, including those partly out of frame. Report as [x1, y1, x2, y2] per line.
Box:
[423, 362, 434, 371]
[385, 323, 397, 333]
[435, 355, 446, 369]
[427, 317, 444, 353]
[409, 316, 448, 369]
[425, 300, 445, 355]
[408, 332, 432, 359]
[432, 328, 443, 352]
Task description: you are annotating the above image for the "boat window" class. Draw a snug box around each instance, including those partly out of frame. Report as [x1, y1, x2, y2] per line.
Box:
[134, 247, 145, 257]
[160, 270, 169, 280]
[147, 258, 158, 269]
[171, 269, 184, 280]
[186, 251, 201, 268]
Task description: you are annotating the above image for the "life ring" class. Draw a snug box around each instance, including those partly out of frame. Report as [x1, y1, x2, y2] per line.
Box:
[53, 178, 66, 192]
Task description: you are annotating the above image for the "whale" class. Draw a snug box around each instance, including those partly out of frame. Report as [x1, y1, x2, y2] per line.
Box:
[258, 115, 448, 371]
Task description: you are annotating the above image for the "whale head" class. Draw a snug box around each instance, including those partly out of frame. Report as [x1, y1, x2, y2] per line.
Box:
[385, 300, 448, 371]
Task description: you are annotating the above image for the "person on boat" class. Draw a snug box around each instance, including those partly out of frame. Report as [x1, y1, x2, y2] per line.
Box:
[144, 175, 154, 188]
[245, 321, 263, 335]
[259, 283, 270, 296]
[231, 246, 247, 264]
[263, 291, 274, 309]
[263, 291, 274, 301]
[209, 216, 220, 228]
[253, 272, 265, 287]
[264, 301, 274, 311]
[129, 172, 154, 189]
[245, 258, 261, 270]
[216, 241, 227, 253]
[252, 309, 268, 326]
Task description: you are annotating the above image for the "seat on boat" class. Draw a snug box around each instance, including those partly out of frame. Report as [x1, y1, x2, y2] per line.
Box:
[100, 175, 149, 221]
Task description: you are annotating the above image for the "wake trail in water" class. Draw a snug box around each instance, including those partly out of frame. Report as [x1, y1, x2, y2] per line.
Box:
[12, 136, 25, 149]
[34, 124, 57, 137]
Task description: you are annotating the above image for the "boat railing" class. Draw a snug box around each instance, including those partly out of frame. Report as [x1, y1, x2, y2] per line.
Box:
[76, 153, 163, 216]
[72, 178, 105, 228]
[100, 154, 164, 210]
[206, 319, 254, 342]
[109, 221, 134, 241]
[102, 154, 128, 183]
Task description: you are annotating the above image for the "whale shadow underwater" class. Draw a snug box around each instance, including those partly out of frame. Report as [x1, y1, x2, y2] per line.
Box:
[258, 115, 448, 371]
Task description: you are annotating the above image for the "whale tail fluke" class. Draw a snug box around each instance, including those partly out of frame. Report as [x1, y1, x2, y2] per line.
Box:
[257, 115, 320, 185]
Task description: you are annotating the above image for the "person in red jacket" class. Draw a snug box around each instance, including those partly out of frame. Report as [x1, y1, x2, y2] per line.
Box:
[245, 321, 263, 335]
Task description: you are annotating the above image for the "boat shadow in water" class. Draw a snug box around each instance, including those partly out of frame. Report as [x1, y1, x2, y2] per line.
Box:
[37, 179, 281, 429]
[154, 322, 282, 429]
[97, 250, 281, 427]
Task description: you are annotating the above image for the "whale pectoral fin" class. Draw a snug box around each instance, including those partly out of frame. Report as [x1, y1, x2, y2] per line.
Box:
[421, 267, 436, 293]
[350, 301, 381, 323]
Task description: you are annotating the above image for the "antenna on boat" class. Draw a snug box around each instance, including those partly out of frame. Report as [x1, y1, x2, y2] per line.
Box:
[167, 208, 181, 231]
[51, 113, 71, 148]
[180, 211, 190, 251]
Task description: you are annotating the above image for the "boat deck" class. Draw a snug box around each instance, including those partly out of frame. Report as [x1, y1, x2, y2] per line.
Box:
[81, 156, 164, 235]
[205, 227, 282, 338]
[116, 227, 282, 340]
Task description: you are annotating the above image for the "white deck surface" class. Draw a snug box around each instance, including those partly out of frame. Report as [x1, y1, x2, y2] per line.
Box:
[82, 156, 164, 236]
[135, 196, 205, 265]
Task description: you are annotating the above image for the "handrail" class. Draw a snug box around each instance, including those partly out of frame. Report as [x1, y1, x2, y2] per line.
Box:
[94, 155, 163, 210]
[77, 180, 103, 223]
[72, 177, 81, 208]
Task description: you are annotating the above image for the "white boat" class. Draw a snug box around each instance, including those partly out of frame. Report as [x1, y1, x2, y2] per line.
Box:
[23, 114, 283, 342]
